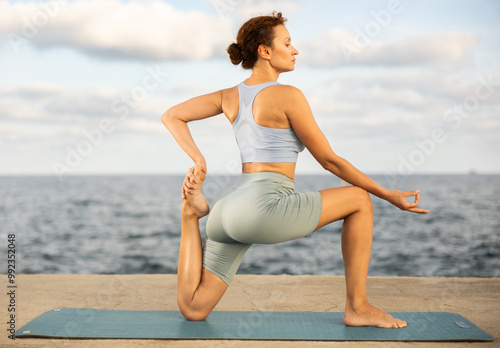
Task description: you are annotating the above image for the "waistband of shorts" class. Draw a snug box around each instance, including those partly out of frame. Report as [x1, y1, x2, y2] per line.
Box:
[236, 171, 295, 189]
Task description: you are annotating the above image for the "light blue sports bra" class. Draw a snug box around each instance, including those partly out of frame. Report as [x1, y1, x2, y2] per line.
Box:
[232, 81, 305, 163]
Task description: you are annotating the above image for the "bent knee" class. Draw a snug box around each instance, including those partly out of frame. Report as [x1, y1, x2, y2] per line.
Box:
[178, 300, 211, 321]
[351, 187, 373, 211]
[182, 309, 210, 321]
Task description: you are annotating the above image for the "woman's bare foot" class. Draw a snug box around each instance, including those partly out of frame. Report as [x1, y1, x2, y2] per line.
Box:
[344, 301, 407, 328]
[182, 165, 209, 219]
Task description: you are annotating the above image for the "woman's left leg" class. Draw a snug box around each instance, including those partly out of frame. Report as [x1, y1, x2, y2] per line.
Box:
[176, 167, 228, 321]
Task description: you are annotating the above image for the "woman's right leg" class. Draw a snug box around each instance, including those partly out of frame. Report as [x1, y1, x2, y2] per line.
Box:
[177, 167, 228, 321]
[316, 186, 407, 328]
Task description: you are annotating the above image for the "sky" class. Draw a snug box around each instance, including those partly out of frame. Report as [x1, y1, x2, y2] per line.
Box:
[1, 0, 499, 178]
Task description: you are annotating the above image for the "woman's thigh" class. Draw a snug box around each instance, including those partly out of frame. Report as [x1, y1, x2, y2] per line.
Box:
[315, 186, 372, 231]
[222, 186, 322, 244]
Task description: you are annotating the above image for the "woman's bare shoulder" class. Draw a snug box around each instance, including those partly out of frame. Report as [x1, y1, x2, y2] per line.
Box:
[220, 85, 240, 122]
[220, 85, 239, 101]
[278, 84, 304, 95]
[272, 84, 307, 105]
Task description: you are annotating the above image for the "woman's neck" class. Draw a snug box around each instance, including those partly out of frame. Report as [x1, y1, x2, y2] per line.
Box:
[247, 64, 280, 83]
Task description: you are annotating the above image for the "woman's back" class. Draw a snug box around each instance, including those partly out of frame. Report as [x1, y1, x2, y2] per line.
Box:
[221, 82, 292, 128]
[221, 81, 301, 179]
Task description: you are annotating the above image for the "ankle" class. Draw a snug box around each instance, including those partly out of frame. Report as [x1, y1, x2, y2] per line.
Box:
[346, 297, 369, 311]
[182, 202, 199, 220]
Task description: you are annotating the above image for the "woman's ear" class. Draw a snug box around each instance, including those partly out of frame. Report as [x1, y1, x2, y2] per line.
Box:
[257, 44, 271, 60]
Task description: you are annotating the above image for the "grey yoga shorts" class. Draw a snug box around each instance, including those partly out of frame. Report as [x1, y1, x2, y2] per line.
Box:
[203, 172, 322, 285]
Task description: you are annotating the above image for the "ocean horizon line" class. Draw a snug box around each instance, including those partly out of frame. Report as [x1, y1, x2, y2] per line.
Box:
[1, 172, 499, 178]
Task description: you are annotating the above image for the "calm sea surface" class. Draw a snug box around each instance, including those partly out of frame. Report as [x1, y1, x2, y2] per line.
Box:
[2, 174, 499, 277]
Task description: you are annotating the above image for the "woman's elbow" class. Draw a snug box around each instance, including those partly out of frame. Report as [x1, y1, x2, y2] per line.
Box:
[320, 157, 342, 175]
[161, 109, 169, 123]
[321, 160, 335, 174]
[161, 109, 175, 128]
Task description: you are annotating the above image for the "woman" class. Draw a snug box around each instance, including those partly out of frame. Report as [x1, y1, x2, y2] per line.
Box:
[162, 12, 429, 328]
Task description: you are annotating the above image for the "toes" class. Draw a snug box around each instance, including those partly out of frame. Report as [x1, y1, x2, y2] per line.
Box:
[395, 320, 407, 328]
[389, 321, 402, 329]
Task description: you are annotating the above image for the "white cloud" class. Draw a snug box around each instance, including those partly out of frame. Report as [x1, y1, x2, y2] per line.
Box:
[3, 67, 498, 149]
[208, 0, 302, 20]
[0, 0, 233, 60]
[298, 29, 478, 67]
[305, 70, 500, 143]
[0, 84, 116, 122]
[0, 83, 175, 131]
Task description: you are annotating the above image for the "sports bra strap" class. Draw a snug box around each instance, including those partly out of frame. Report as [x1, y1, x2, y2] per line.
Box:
[232, 81, 305, 163]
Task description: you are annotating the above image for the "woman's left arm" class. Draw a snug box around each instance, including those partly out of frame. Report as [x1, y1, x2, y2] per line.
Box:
[284, 86, 429, 215]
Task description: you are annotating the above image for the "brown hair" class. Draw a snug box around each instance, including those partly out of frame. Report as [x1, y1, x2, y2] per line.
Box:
[227, 12, 287, 70]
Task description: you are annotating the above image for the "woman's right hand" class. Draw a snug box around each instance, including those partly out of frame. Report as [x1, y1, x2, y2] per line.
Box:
[194, 160, 207, 176]
[181, 161, 207, 199]
[386, 189, 430, 215]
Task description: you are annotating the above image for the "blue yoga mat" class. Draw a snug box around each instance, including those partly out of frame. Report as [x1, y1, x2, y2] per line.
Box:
[15, 308, 493, 341]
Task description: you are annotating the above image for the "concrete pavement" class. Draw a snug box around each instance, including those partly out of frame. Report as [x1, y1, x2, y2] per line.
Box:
[2, 274, 498, 347]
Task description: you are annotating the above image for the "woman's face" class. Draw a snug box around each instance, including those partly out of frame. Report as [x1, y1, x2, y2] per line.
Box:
[268, 25, 299, 72]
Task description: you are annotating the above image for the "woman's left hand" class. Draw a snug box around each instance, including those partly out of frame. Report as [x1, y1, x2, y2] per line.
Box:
[386, 190, 430, 215]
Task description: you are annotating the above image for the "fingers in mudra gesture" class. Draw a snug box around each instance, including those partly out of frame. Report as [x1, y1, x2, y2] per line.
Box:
[389, 189, 429, 214]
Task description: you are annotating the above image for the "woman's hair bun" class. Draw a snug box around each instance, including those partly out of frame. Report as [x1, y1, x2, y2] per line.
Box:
[227, 12, 287, 69]
[227, 42, 243, 65]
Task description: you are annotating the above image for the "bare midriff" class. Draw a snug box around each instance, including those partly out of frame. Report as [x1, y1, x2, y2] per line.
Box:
[242, 162, 296, 181]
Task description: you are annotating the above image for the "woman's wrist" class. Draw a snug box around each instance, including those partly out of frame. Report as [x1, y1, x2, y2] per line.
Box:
[194, 159, 206, 166]
[193, 157, 207, 173]
[375, 187, 392, 201]
[192, 155, 205, 165]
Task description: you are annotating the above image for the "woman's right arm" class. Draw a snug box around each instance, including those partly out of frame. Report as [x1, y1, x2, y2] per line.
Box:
[161, 90, 225, 172]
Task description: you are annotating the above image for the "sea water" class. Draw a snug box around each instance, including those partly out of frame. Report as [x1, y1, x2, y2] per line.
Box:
[1, 174, 499, 277]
